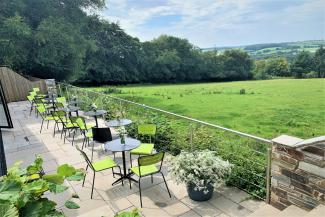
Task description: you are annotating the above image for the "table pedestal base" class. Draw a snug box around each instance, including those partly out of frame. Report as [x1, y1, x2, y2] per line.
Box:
[112, 173, 138, 186]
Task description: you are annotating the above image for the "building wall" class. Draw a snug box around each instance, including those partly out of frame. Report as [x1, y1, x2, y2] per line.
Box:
[270, 136, 325, 210]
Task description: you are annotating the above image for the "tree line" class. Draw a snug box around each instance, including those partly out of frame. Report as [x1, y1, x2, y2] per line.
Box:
[0, 0, 324, 84]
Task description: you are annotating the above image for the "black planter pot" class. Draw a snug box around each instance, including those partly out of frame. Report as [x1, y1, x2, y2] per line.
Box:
[187, 183, 214, 201]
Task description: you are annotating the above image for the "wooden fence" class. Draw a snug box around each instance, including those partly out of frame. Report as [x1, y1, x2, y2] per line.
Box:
[0, 67, 47, 102]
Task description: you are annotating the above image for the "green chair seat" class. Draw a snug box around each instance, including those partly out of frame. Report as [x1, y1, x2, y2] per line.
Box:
[92, 157, 117, 171]
[131, 165, 158, 177]
[81, 123, 94, 130]
[66, 122, 77, 128]
[86, 132, 93, 138]
[130, 143, 154, 155]
[44, 116, 56, 121]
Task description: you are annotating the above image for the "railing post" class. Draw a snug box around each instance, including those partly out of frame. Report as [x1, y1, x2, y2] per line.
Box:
[266, 142, 272, 203]
[189, 123, 194, 151]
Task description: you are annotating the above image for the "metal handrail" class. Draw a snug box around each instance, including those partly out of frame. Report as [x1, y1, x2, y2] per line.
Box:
[58, 82, 273, 203]
[58, 82, 272, 144]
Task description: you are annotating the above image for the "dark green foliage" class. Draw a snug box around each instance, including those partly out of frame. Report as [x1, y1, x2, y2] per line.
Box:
[0, 156, 86, 217]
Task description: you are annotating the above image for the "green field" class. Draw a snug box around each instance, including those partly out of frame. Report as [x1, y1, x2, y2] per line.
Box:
[92, 79, 325, 139]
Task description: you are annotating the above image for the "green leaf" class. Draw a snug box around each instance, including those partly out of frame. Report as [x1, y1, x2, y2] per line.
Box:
[43, 174, 64, 184]
[21, 198, 56, 217]
[23, 179, 49, 196]
[0, 202, 19, 217]
[48, 183, 68, 194]
[64, 200, 80, 209]
[0, 180, 21, 202]
[26, 156, 43, 175]
[57, 164, 76, 177]
[66, 171, 85, 181]
[44, 210, 65, 217]
[28, 174, 40, 181]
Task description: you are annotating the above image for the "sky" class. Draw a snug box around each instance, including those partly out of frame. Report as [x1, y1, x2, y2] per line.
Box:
[101, 0, 325, 48]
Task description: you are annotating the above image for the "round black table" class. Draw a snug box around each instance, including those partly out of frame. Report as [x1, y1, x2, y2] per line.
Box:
[84, 110, 107, 127]
[68, 100, 83, 106]
[104, 137, 140, 185]
[61, 106, 80, 116]
[106, 119, 132, 127]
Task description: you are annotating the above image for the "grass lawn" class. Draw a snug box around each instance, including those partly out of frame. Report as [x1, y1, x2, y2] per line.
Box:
[90, 79, 325, 139]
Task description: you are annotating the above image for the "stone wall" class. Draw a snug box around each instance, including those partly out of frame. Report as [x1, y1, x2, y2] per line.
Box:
[270, 135, 325, 210]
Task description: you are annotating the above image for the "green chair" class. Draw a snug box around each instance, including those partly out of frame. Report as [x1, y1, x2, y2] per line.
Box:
[72, 117, 94, 148]
[76, 146, 122, 199]
[33, 87, 40, 93]
[56, 97, 67, 106]
[51, 110, 69, 137]
[56, 112, 79, 145]
[128, 152, 171, 207]
[36, 104, 57, 133]
[27, 94, 36, 115]
[130, 124, 156, 167]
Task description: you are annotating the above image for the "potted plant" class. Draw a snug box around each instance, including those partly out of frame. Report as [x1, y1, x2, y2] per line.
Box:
[169, 150, 232, 201]
[118, 126, 127, 144]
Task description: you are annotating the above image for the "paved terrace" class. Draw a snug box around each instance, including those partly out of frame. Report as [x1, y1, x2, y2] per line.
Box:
[3, 101, 266, 217]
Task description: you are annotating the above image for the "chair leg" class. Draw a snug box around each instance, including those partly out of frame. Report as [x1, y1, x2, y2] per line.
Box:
[53, 123, 56, 137]
[64, 130, 67, 143]
[72, 130, 76, 146]
[139, 178, 143, 207]
[130, 153, 132, 167]
[91, 172, 95, 199]
[113, 152, 116, 160]
[40, 120, 44, 133]
[151, 174, 153, 183]
[47, 120, 50, 129]
[60, 126, 64, 139]
[161, 172, 171, 198]
[82, 165, 88, 187]
[82, 138, 86, 150]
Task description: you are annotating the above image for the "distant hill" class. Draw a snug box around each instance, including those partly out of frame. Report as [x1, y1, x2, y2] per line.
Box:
[202, 40, 325, 61]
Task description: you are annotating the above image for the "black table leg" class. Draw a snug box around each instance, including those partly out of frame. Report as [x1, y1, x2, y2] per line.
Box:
[94, 116, 98, 127]
[111, 151, 138, 186]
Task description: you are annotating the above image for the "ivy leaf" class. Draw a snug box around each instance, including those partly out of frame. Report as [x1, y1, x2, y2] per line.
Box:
[57, 164, 76, 177]
[48, 183, 68, 194]
[0, 180, 21, 202]
[64, 200, 80, 209]
[43, 174, 64, 184]
[0, 202, 19, 217]
[21, 198, 56, 217]
[66, 171, 85, 181]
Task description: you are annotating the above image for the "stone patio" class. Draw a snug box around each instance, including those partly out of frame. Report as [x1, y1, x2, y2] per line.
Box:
[2, 101, 267, 217]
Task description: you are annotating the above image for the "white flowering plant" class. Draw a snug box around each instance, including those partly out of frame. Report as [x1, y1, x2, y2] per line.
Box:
[168, 150, 232, 193]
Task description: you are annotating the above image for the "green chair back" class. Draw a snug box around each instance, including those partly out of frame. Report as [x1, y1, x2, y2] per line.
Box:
[138, 152, 164, 167]
[30, 91, 37, 97]
[27, 94, 35, 102]
[75, 117, 87, 130]
[33, 87, 40, 92]
[76, 146, 94, 170]
[54, 102, 64, 109]
[34, 98, 44, 106]
[56, 97, 66, 105]
[138, 124, 156, 136]
[52, 110, 66, 118]
[36, 104, 46, 114]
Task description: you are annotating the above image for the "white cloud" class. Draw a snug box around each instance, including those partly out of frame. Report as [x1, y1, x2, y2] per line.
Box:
[101, 0, 324, 47]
